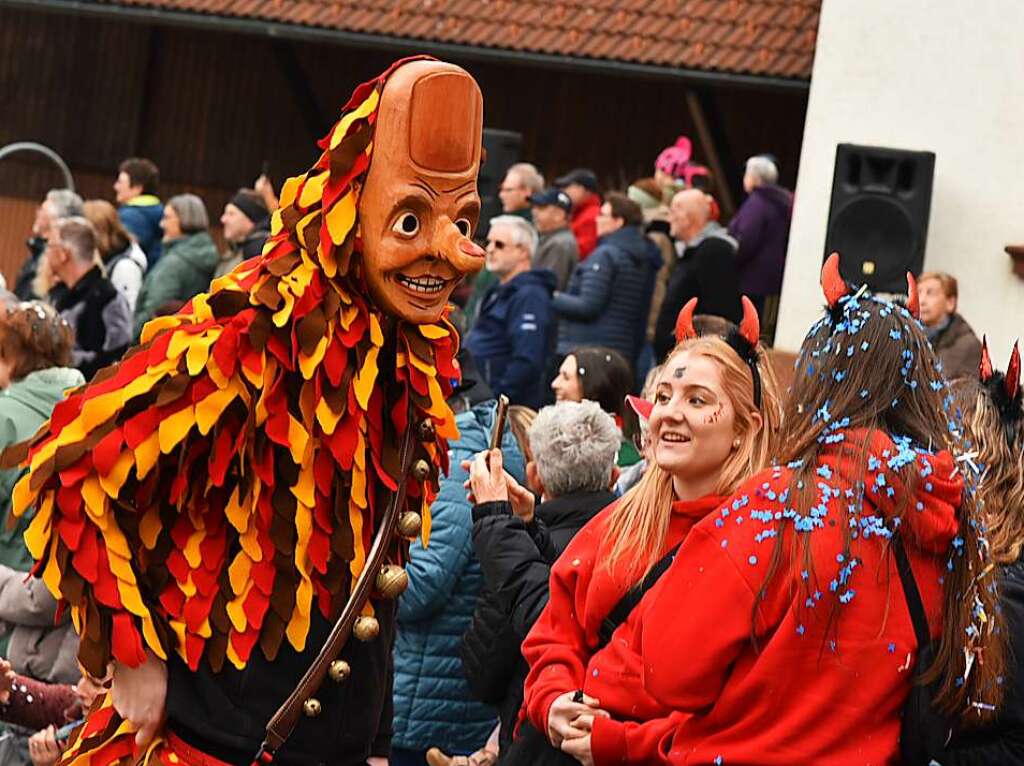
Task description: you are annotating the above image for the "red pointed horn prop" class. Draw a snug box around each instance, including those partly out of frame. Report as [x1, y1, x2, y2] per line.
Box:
[739, 296, 761, 348]
[906, 272, 920, 319]
[821, 252, 849, 308]
[1006, 341, 1021, 401]
[675, 297, 699, 342]
[979, 336, 993, 383]
[626, 394, 654, 422]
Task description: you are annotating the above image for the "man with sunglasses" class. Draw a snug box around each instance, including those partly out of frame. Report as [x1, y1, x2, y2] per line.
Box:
[465, 216, 556, 408]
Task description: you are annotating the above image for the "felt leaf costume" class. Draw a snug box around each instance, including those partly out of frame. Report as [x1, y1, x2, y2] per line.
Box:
[9, 59, 485, 758]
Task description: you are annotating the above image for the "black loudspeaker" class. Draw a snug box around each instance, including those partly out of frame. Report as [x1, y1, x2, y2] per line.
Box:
[477, 128, 522, 235]
[824, 144, 935, 292]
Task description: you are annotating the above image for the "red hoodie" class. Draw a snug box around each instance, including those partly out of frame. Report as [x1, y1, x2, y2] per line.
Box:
[638, 430, 962, 765]
[522, 494, 725, 764]
[572, 194, 601, 260]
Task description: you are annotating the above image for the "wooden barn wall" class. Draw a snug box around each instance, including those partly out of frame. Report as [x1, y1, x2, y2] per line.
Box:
[0, 6, 808, 286]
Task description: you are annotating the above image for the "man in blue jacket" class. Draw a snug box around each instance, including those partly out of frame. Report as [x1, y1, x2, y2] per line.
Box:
[466, 215, 555, 409]
[552, 193, 662, 371]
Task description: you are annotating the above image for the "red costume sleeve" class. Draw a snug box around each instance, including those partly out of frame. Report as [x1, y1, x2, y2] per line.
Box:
[521, 524, 602, 735]
[590, 712, 686, 766]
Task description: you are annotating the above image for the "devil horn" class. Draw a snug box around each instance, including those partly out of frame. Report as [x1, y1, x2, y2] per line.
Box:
[1007, 341, 1021, 402]
[979, 336, 994, 383]
[739, 296, 761, 348]
[675, 298, 699, 342]
[821, 252, 849, 308]
[626, 394, 654, 422]
[906, 272, 920, 319]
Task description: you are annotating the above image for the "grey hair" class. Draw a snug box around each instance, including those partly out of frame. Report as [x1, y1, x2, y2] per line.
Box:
[44, 189, 83, 219]
[54, 216, 97, 264]
[507, 162, 545, 194]
[745, 155, 778, 186]
[167, 193, 209, 234]
[489, 215, 539, 257]
[528, 400, 619, 498]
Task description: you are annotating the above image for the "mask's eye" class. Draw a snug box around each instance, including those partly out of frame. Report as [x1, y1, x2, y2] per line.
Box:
[454, 218, 472, 237]
[392, 212, 420, 237]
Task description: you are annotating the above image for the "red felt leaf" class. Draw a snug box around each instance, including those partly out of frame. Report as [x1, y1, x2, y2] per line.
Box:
[92, 428, 124, 477]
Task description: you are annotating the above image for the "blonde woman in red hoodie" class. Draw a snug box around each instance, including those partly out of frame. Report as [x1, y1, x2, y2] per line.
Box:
[637, 257, 1006, 765]
[515, 299, 782, 766]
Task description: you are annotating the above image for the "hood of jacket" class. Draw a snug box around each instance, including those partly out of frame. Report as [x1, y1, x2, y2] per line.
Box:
[1, 367, 85, 420]
[751, 184, 793, 216]
[164, 231, 219, 270]
[823, 428, 961, 554]
[686, 220, 739, 251]
[599, 225, 663, 271]
[537, 490, 616, 530]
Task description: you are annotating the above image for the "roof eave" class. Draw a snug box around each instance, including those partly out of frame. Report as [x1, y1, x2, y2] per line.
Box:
[2, 0, 811, 92]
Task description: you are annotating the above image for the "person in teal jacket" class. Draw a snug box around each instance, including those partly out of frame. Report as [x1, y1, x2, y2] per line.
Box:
[0, 300, 84, 766]
[391, 398, 530, 765]
[132, 193, 219, 339]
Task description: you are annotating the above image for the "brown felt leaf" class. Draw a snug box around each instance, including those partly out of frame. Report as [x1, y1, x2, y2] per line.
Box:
[254, 278, 283, 310]
[329, 125, 372, 179]
[297, 308, 327, 356]
[208, 290, 250, 318]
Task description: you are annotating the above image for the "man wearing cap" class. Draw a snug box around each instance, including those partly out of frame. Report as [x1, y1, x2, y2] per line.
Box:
[555, 168, 601, 260]
[530, 187, 578, 290]
[214, 188, 271, 278]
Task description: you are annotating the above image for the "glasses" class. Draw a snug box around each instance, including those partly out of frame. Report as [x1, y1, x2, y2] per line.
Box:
[487, 239, 511, 250]
[499, 185, 525, 193]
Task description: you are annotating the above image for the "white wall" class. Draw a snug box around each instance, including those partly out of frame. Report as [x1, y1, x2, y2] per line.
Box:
[777, 0, 1024, 361]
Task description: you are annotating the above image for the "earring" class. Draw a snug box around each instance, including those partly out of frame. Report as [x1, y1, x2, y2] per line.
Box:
[732, 438, 741, 448]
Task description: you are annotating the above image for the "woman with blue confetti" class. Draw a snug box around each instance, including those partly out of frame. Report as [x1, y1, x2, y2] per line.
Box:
[930, 338, 1024, 764]
[638, 254, 1006, 765]
[516, 297, 783, 766]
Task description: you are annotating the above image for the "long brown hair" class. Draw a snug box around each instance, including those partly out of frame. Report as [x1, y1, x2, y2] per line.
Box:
[82, 199, 131, 262]
[955, 379, 1024, 564]
[601, 336, 782, 584]
[764, 296, 1005, 726]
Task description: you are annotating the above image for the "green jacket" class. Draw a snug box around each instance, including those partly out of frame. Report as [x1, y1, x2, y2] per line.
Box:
[133, 231, 219, 338]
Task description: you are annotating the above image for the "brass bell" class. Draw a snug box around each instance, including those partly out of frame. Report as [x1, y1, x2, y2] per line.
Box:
[417, 419, 436, 442]
[353, 615, 380, 642]
[303, 698, 322, 718]
[397, 511, 422, 538]
[376, 564, 409, 599]
[411, 459, 431, 482]
[328, 659, 351, 683]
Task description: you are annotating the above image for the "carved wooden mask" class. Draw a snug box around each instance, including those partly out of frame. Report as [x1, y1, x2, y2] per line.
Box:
[358, 60, 486, 324]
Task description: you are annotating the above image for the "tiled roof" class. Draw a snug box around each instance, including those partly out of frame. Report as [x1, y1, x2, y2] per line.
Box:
[91, 0, 821, 79]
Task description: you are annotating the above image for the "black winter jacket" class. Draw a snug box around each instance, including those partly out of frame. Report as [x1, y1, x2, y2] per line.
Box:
[653, 224, 742, 360]
[460, 490, 615, 751]
[552, 226, 661, 367]
[938, 560, 1024, 764]
[53, 267, 133, 381]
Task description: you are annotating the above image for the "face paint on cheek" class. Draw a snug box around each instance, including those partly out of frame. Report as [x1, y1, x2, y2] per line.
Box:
[673, 367, 687, 379]
[703, 402, 724, 425]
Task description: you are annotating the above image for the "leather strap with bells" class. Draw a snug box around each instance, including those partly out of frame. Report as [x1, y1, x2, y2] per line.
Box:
[252, 402, 424, 764]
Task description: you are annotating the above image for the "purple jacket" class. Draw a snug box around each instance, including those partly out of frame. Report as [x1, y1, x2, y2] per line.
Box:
[728, 184, 792, 296]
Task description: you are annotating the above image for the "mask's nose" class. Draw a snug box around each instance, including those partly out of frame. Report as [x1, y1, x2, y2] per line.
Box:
[433, 215, 485, 273]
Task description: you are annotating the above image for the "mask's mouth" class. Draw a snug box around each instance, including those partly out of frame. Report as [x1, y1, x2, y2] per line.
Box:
[394, 273, 452, 295]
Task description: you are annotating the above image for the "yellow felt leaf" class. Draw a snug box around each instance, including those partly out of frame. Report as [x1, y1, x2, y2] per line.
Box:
[299, 171, 329, 208]
[421, 494, 433, 547]
[299, 335, 328, 381]
[186, 330, 221, 376]
[287, 415, 309, 465]
[226, 583, 253, 634]
[169, 619, 187, 651]
[139, 507, 163, 549]
[158, 406, 195, 454]
[291, 469, 315, 508]
[419, 324, 450, 340]
[328, 88, 379, 150]
[279, 174, 303, 209]
[286, 577, 313, 652]
[81, 477, 108, 526]
[319, 240, 337, 279]
[178, 575, 197, 598]
[369, 314, 383, 347]
[183, 529, 205, 569]
[81, 390, 124, 432]
[353, 346, 380, 410]
[228, 553, 252, 596]
[325, 192, 356, 246]
[98, 450, 134, 498]
[10, 474, 37, 519]
[134, 431, 161, 480]
[23, 494, 53, 561]
[142, 615, 168, 660]
[224, 484, 251, 534]
[348, 498, 365, 579]
[195, 384, 240, 436]
[315, 398, 343, 436]
[226, 641, 245, 671]
[101, 523, 132, 559]
[42, 546, 62, 598]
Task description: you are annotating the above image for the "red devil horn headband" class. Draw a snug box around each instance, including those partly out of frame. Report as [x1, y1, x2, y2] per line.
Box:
[821, 252, 849, 308]
[739, 296, 760, 348]
[979, 336, 994, 383]
[905, 272, 920, 319]
[674, 298, 699, 343]
[1007, 341, 1022, 402]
